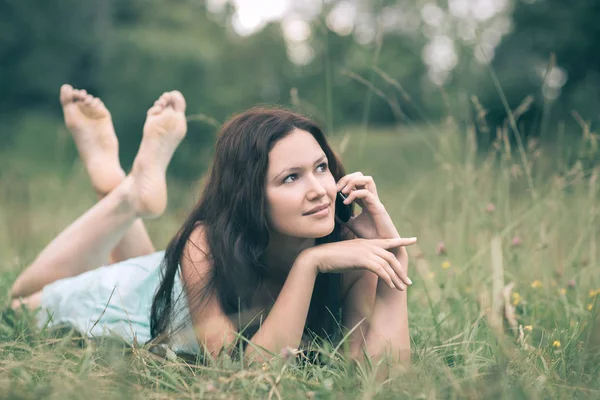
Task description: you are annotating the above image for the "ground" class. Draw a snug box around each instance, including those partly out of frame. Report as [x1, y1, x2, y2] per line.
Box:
[1, 124, 599, 399]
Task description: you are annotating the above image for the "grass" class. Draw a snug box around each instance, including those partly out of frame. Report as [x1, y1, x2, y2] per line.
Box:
[1, 118, 599, 399]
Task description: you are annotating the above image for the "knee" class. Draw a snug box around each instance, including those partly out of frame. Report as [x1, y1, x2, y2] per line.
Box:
[9, 291, 42, 311]
[9, 276, 29, 299]
[9, 279, 22, 299]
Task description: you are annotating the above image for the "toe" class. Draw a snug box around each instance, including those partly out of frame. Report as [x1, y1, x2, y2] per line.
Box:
[147, 105, 161, 116]
[169, 91, 186, 112]
[72, 89, 84, 101]
[60, 84, 74, 105]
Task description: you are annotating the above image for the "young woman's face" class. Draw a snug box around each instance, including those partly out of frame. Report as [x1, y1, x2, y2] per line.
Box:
[265, 129, 337, 238]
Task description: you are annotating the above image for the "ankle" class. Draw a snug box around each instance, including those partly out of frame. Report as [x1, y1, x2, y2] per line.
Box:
[110, 176, 142, 217]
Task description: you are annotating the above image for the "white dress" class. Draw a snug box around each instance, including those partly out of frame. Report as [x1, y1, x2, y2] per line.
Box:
[37, 251, 199, 354]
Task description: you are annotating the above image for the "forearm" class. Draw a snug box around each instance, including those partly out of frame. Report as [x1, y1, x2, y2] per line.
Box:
[363, 218, 411, 363]
[245, 252, 317, 362]
[364, 288, 410, 364]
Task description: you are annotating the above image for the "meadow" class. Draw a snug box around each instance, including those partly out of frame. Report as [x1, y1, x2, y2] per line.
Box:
[0, 116, 599, 399]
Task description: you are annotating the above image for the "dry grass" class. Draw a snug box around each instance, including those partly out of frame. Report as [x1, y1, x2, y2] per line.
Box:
[1, 121, 599, 399]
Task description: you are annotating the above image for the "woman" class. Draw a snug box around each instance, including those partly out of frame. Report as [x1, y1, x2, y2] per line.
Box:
[9, 85, 417, 364]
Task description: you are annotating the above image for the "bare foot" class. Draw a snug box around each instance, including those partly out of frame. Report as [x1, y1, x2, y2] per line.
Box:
[60, 84, 126, 195]
[129, 91, 187, 218]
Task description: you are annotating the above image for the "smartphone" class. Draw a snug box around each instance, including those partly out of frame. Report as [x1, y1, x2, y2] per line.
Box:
[336, 191, 352, 223]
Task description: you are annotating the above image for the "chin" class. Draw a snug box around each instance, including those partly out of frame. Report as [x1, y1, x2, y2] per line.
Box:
[303, 218, 335, 238]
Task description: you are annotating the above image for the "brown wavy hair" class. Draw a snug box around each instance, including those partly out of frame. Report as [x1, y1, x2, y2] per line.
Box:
[150, 106, 354, 349]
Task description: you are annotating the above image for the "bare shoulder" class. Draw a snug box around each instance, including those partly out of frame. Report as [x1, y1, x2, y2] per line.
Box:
[180, 223, 212, 288]
[180, 223, 238, 355]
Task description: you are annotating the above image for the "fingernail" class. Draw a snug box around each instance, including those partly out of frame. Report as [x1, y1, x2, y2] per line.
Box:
[407, 278, 413, 285]
[398, 283, 406, 290]
[389, 282, 396, 289]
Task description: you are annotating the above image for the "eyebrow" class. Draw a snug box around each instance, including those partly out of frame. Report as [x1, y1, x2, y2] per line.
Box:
[273, 154, 327, 181]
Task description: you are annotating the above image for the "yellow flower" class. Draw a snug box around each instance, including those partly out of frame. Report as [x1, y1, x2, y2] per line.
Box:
[587, 304, 594, 311]
[531, 280, 542, 289]
[524, 325, 533, 332]
[552, 340, 561, 348]
[512, 292, 521, 306]
[465, 286, 472, 294]
[589, 289, 597, 298]
[426, 272, 436, 279]
[441, 261, 451, 269]
[559, 288, 566, 295]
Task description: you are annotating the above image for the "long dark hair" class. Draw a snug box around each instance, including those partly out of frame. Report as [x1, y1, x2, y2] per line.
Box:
[149, 106, 353, 349]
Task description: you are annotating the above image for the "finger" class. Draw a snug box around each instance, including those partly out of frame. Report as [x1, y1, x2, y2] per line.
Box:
[341, 175, 376, 195]
[378, 237, 417, 250]
[373, 254, 405, 290]
[336, 172, 364, 192]
[376, 248, 412, 287]
[342, 188, 377, 205]
[366, 260, 395, 289]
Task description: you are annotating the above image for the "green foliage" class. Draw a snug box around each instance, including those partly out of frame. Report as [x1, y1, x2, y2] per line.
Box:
[482, 0, 600, 131]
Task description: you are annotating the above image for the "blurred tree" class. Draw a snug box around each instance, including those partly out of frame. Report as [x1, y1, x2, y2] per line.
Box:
[481, 0, 600, 135]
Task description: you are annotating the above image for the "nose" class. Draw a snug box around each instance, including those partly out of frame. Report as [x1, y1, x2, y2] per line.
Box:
[305, 174, 327, 199]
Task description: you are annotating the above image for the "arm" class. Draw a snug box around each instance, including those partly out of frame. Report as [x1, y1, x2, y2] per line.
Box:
[182, 226, 319, 363]
[362, 222, 412, 364]
[344, 209, 411, 364]
[245, 251, 317, 361]
[364, 281, 410, 364]
[341, 269, 377, 358]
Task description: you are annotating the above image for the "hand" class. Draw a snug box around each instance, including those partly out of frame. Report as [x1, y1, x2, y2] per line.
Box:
[302, 237, 417, 290]
[336, 172, 398, 241]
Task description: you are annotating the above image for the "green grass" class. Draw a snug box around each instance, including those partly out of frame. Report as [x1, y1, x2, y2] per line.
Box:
[1, 121, 599, 399]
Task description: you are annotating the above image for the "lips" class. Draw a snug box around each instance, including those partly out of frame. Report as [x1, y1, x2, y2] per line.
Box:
[303, 203, 329, 215]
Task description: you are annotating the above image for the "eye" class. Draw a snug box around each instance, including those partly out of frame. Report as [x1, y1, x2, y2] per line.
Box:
[317, 162, 328, 172]
[283, 173, 298, 184]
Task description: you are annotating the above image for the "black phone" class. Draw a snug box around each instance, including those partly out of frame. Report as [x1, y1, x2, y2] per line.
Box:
[336, 191, 352, 223]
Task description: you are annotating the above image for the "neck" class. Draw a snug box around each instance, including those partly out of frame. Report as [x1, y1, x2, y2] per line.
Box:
[262, 231, 315, 284]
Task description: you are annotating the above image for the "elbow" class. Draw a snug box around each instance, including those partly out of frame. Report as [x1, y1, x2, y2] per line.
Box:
[364, 331, 412, 365]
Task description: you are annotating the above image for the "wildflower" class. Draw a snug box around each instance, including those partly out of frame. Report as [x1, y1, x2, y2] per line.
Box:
[512, 292, 521, 306]
[559, 288, 566, 295]
[524, 325, 533, 332]
[261, 363, 269, 371]
[552, 340, 561, 348]
[205, 383, 217, 393]
[531, 280, 542, 289]
[589, 289, 597, 298]
[588, 304, 594, 311]
[441, 261, 451, 269]
[281, 346, 299, 361]
[511, 236, 522, 247]
[486, 203, 496, 213]
[436, 241, 447, 256]
[426, 272, 436, 279]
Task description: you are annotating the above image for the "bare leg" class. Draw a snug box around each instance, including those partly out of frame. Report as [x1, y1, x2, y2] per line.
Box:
[11, 291, 42, 311]
[60, 84, 154, 263]
[10, 90, 188, 299]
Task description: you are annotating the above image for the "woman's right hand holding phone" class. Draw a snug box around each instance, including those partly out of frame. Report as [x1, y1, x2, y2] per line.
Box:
[301, 237, 417, 290]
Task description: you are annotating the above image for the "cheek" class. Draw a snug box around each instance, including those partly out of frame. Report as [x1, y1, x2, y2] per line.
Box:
[324, 174, 337, 196]
[266, 189, 301, 220]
